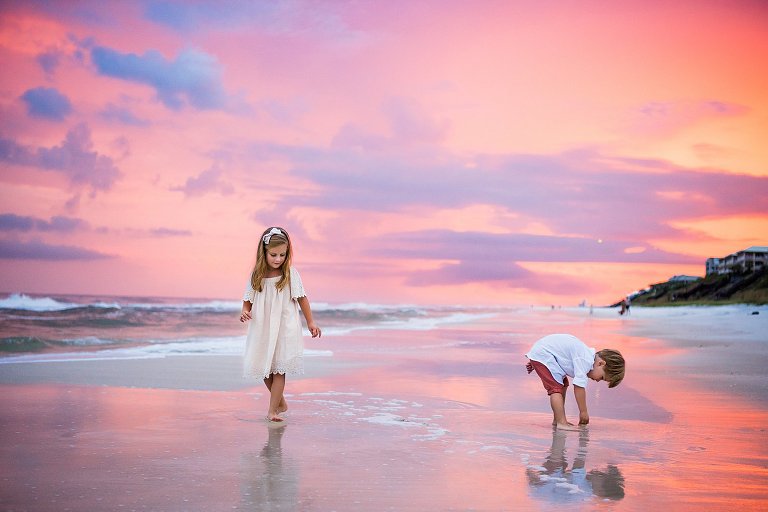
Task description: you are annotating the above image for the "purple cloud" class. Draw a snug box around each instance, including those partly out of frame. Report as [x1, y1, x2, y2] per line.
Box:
[171, 167, 233, 197]
[373, 230, 698, 265]
[91, 46, 228, 110]
[0, 239, 111, 260]
[0, 124, 121, 192]
[0, 214, 35, 231]
[100, 103, 150, 126]
[20, 87, 72, 120]
[274, 146, 768, 241]
[405, 259, 595, 296]
[0, 214, 87, 232]
[150, 228, 192, 237]
[144, 1, 277, 31]
[36, 50, 62, 76]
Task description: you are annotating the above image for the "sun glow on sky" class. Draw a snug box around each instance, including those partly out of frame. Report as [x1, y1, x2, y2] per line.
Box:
[1, 0, 767, 305]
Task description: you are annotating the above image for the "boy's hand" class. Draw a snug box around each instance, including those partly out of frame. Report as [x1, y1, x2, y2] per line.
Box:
[525, 362, 534, 374]
[578, 412, 590, 425]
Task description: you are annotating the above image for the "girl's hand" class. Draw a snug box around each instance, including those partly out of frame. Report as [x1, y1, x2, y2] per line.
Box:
[239, 310, 252, 323]
[308, 323, 322, 338]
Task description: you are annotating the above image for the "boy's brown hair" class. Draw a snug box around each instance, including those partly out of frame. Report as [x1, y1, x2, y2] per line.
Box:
[597, 349, 625, 388]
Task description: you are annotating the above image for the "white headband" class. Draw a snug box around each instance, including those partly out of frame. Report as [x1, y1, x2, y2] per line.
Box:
[262, 227, 283, 245]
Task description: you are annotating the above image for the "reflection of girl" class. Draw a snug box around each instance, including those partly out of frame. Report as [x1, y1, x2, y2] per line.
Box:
[526, 430, 625, 502]
[240, 227, 321, 423]
[240, 426, 299, 509]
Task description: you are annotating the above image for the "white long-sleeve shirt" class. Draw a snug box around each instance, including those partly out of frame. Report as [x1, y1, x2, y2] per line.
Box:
[526, 334, 596, 388]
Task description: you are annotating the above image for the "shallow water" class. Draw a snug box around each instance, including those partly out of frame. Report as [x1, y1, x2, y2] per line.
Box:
[1, 302, 767, 510]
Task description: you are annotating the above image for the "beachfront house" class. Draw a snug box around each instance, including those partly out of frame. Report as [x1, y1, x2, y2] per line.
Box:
[668, 275, 700, 283]
[706, 246, 768, 275]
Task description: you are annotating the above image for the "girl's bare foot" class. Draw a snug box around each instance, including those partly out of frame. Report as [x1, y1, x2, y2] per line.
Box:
[555, 422, 581, 431]
[278, 400, 288, 415]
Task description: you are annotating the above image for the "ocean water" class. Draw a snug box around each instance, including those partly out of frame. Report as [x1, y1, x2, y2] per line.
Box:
[0, 292, 499, 363]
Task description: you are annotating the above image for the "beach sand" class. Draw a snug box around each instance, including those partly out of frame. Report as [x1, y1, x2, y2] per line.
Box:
[2, 306, 768, 511]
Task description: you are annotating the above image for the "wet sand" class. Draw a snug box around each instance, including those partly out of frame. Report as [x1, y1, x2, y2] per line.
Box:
[1, 306, 767, 511]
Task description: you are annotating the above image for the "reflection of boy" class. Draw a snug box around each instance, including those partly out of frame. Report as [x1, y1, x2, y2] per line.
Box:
[526, 430, 625, 502]
[526, 334, 625, 431]
[588, 465, 625, 500]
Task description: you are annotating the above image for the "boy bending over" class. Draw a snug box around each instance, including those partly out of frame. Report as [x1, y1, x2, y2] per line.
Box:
[526, 334, 625, 431]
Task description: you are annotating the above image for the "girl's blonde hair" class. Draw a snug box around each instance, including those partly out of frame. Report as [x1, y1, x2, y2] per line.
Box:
[250, 226, 293, 292]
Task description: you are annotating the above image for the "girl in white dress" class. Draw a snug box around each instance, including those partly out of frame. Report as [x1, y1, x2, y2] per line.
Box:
[240, 227, 321, 423]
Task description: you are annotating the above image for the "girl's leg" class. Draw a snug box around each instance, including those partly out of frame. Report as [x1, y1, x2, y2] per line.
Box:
[266, 373, 286, 421]
[263, 374, 288, 414]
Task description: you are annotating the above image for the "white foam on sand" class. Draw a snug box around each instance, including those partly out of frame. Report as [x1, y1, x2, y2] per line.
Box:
[0, 336, 333, 364]
[302, 391, 449, 441]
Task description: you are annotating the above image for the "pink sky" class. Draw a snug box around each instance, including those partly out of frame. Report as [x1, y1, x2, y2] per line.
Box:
[1, 0, 767, 306]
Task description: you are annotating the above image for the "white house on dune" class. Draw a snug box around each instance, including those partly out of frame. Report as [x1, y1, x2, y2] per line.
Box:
[706, 246, 768, 276]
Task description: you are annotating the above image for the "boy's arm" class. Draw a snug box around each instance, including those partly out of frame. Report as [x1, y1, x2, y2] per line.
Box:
[573, 385, 589, 425]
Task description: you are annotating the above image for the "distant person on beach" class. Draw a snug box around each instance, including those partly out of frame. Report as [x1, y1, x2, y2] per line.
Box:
[525, 334, 625, 431]
[240, 227, 321, 423]
[619, 296, 631, 315]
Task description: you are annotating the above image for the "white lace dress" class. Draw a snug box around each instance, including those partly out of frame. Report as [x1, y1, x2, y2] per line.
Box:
[242, 267, 306, 379]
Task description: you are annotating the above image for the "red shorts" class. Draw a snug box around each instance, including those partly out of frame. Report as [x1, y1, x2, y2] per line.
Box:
[528, 360, 569, 395]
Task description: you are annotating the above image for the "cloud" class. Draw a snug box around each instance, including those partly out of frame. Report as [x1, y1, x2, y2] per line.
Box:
[0, 239, 111, 260]
[405, 259, 594, 295]
[0, 214, 87, 232]
[406, 260, 533, 286]
[0, 124, 121, 192]
[142, 0, 361, 42]
[144, 0, 277, 31]
[171, 167, 233, 197]
[90, 46, 228, 110]
[150, 227, 192, 237]
[278, 146, 768, 241]
[20, 87, 72, 120]
[383, 97, 449, 144]
[373, 230, 697, 265]
[332, 97, 449, 150]
[36, 50, 62, 76]
[100, 103, 151, 126]
[0, 214, 35, 231]
[632, 100, 750, 135]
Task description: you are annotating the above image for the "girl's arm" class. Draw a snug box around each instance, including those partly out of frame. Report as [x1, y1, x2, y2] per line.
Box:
[240, 301, 252, 323]
[297, 296, 321, 337]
